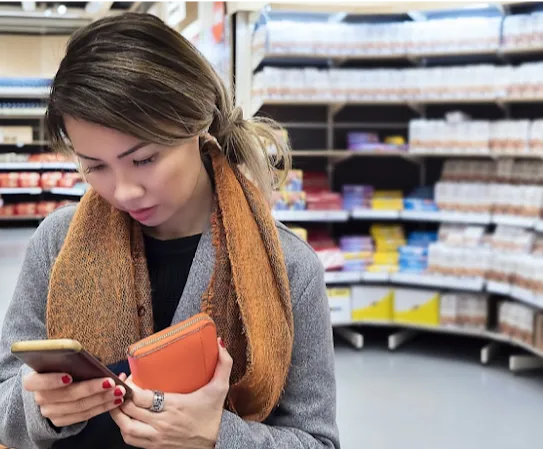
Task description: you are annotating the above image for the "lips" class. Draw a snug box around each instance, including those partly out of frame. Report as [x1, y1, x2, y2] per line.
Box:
[128, 206, 157, 223]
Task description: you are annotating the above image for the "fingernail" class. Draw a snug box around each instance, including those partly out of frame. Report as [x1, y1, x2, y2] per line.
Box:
[114, 387, 124, 397]
[102, 380, 113, 389]
[62, 375, 72, 385]
[219, 338, 225, 349]
[114, 399, 123, 406]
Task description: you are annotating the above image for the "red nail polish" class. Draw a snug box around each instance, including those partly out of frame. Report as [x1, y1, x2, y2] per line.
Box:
[102, 380, 112, 389]
[114, 387, 124, 397]
[219, 338, 226, 348]
[114, 399, 123, 405]
[62, 375, 71, 385]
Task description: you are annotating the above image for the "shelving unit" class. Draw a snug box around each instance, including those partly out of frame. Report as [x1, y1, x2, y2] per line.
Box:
[234, 2, 543, 372]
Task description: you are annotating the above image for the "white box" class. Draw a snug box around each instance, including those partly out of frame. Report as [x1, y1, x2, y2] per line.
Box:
[440, 293, 459, 326]
[327, 288, 352, 326]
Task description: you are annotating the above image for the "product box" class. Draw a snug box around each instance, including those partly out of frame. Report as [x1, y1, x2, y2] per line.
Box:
[327, 288, 352, 326]
[440, 293, 459, 326]
[280, 170, 303, 192]
[371, 190, 403, 211]
[0, 126, 33, 143]
[394, 288, 440, 326]
[351, 286, 394, 322]
[534, 314, 543, 351]
[288, 226, 307, 242]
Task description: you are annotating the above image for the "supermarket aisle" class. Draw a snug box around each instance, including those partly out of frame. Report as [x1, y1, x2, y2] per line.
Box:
[2, 229, 543, 449]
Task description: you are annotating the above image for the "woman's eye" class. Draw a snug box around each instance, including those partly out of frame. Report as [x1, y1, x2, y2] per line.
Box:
[84, 164, 106, 174]
[134, 155, 156, 167]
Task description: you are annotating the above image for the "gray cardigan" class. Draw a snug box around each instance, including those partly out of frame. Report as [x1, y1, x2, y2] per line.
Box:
[0, 205, 340, 449]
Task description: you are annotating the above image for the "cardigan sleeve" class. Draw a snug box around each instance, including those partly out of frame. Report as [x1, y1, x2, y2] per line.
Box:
[0, 208, 86, 449]
[215, 265, 340, 449]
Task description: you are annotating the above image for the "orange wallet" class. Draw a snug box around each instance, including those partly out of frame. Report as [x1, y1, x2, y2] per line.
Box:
[127, 313, 219, 393]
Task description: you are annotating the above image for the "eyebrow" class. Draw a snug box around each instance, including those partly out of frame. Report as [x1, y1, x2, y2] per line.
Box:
[75, 142, 150, 162]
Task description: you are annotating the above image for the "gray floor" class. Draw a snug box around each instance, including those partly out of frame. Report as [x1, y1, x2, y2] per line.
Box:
[2, 227, 543, 449]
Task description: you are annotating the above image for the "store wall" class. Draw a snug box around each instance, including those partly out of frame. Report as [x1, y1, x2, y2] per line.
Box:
[0, 35, 69, 78]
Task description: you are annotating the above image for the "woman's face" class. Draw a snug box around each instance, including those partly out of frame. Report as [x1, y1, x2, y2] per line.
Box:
[64, 116, 203, 227]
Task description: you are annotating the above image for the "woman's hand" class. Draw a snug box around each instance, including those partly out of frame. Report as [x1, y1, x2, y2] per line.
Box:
[23, 372, 127, 427]
[110, 339, 232, 449]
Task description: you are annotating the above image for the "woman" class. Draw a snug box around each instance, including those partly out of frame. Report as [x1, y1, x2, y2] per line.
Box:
[0, 12, 339, 449]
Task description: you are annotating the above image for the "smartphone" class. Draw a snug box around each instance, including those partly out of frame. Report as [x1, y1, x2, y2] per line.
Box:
[11, 339, 132, 398]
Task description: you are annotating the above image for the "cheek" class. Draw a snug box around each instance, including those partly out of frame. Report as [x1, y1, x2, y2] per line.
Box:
[154, 150, 202, 202]
[86, 175, 116, 202]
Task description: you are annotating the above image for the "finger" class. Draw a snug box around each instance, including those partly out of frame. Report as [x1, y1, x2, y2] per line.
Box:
[40, 388, 126, 417]
[110, 406, 157, 441]
[23, 372, 73, 392]
[35, 378, 118, 405]
[121, 399, 156, 423]
[208, 338, 233, 389]
[118, 373, 128, 382]
[48, 396, 124, 428]
[127, 383, 156, 411]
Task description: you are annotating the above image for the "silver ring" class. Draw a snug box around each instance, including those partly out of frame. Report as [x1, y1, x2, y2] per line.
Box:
[150, 390, 165, 413]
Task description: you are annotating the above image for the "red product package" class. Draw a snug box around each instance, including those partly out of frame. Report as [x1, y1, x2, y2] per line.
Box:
[303, 172, 330, 193]
[18, 172, 41, 188]
[308, 231, 344, 271]
[41, 172, 63, 189]
[0, 173, 19, 188]
[306, 192, 343, 211]
[15, 202, 37, 216]
[58, 173, 82, 188]
[1, 204, 15, 216]
[37, 201, 58, 216]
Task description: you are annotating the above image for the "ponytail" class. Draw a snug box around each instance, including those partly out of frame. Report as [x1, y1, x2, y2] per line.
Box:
[209, 84, 291, 199]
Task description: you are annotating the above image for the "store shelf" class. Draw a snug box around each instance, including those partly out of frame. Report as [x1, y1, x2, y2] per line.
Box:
[261, 1, 523, 14]
[0, 162, 42, 170]
[272, 209, 349, 222]
[510, 338, 543, 359]
[535, 220, 543, 233]
[354, 318, 492, 337]
[0, 187, 42, 195]
[0, 141, 48, 147]
[0, 215, 44, 221]
[361, 272, 390, 282]
[0, 162, 77, 170]
[486, 281, 511, 296]
[40, 162, 77, 170]
[46, 187, 86, 196]
[401, 210, 491, 224]
[259, 52, 408, 63]
[285, 149, 543, 160]
[501, 46, 543, 55]
[324, 271, 362, 284]
[351, 209, 400, 220]
[492, 214, 537, 228]
[510, 286, 543, 309]
[0, 110, 46, 119]
[0, 88, 49, 99]
[255, 95, 543, 113]
[290, 150, 352, 158]
[390, 272, 485, 291]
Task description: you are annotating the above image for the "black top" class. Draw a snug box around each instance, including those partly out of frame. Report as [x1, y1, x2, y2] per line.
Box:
[53, 232, 202, 449]
[144, 232, 202, 331]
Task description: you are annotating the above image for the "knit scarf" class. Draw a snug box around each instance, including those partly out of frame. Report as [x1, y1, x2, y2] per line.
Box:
[46, 149, 294, 422]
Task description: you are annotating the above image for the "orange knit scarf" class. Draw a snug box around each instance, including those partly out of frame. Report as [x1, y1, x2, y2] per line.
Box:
[46, 149, 293, 422]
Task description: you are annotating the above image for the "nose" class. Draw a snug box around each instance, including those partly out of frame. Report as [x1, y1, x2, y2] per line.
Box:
[114, 178, 145, 207]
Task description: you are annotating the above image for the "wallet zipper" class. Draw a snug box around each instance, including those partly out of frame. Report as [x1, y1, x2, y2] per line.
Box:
[129, 315, 210, 357]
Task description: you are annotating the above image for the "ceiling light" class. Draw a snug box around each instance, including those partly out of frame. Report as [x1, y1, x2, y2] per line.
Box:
[44, 8, 52, 16]
[57, 4, 67, 15]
